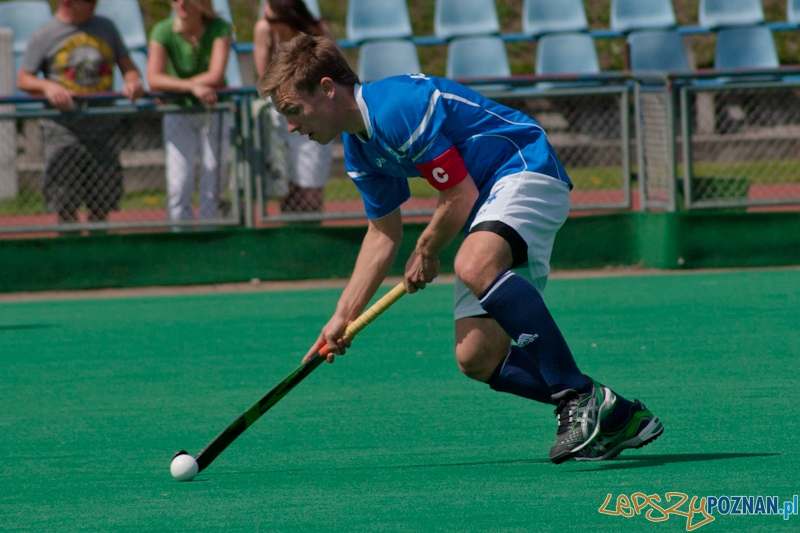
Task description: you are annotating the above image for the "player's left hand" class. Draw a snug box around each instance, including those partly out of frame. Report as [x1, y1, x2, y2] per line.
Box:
[404, 249, 440, 293]
[123, 78, 145, 102]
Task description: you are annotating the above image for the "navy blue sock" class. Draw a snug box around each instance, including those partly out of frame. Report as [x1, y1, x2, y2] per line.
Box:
[486, 346, 555, 404]
[479, 271, 590, 395]
[601, 394, 636, 430]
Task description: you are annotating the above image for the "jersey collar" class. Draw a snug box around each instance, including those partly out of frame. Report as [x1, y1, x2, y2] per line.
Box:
[354, 84, 373, 142]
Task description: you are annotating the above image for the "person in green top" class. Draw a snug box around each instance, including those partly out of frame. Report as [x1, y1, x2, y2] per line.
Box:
[147, 0, 233, 222]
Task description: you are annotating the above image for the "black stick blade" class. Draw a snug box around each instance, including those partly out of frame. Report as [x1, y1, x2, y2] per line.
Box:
[194, 355, 325, 471]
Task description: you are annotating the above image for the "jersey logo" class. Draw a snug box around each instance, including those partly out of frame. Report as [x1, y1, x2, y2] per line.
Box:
[384, 146, 404, 163]
[486, 185, 505, 204]
[516, 333, 539, 347]
[409, 74, 430, 80]
[432, 167, 449, 183]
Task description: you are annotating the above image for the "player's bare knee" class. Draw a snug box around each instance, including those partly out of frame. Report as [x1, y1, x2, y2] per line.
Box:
[456, 352, 493, 382]
[455, 343, 505, 382]
[454, 253, 493, 296]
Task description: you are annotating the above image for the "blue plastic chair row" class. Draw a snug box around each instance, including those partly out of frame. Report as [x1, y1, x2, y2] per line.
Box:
[358, 26, 782, 86]
[344, 0, 800, 43]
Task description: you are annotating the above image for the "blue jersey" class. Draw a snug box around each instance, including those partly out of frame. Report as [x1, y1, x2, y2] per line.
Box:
[343, 75, 571, 225]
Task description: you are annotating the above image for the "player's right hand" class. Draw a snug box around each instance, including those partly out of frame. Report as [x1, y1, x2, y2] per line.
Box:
[43, 83, 74, 111]
[303, 315, 352, 364]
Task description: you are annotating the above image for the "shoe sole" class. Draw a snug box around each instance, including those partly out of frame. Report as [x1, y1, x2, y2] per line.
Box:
[575, 417, 664, 462]
[550, 385, 617, 465]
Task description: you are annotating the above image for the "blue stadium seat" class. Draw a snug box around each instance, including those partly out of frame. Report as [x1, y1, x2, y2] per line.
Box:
[522, 0, 588, 37]
[434, 0, 500, 40]
[12, 54, 28, 96]
[302, 0, 321, 18]
[211, 0, 234, 26]
[224, 50, 243, 87]
[611, 0, 676, 33]
[536, 32, 599, 75]
[357, 39, 420, 82]
[715, 25, 778, 70]
[446, 35, 510, 80]
[0, 0, 52, 54]
[95, 0, 147, 50]
[789, 0, 800, 24]
[346, 0, 413, 43]
[699, 0, 764, 29]
[628, 29, 690, 72]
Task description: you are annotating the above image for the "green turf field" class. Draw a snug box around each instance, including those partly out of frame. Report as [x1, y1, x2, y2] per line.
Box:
[2, 269, 799, 532]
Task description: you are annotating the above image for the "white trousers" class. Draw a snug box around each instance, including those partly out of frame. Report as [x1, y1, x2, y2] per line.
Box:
[163, 111, 231, 221]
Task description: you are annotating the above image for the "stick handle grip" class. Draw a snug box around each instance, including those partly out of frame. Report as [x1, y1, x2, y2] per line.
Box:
[318, 282, 407, 356]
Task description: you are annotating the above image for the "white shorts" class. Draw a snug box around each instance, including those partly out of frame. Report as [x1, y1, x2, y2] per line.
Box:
[454, 171, 571, 320]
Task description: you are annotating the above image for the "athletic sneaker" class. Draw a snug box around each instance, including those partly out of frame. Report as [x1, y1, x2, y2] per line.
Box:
[549, 378, 616, 464]
[574, 400, 664, 461]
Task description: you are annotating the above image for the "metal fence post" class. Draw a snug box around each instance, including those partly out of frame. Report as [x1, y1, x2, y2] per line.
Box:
[239, 93, 254, 228]
[0, 29, 18, 200]
[679, 85, 692, 211]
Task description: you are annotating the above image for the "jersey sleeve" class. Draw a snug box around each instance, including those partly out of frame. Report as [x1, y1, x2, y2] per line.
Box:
[351, 173, 411, 219]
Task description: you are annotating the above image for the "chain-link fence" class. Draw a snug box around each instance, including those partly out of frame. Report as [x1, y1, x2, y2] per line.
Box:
[635, 73, 800, 211]
[6, 76, 800, 236]
[0, 97, 242, 235]
[679, 80, 800, 209]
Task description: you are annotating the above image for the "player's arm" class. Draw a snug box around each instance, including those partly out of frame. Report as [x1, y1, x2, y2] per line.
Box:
[405, 174, 478, 293]
[303, 208, 403, 363]
[16, 70, 74, 111]
[253, 19, 273, 79]
[147, 40, 221, 105]
[117, 55, 145, 102]
[403, 141, 478, 292]
[188, 35, 231, 88]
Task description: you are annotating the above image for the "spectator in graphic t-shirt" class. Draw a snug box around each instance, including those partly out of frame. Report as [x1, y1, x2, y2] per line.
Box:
[17, 0, 144, 225]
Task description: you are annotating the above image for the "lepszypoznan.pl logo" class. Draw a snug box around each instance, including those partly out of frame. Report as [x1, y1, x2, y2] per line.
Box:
[599, 492, 798, 531]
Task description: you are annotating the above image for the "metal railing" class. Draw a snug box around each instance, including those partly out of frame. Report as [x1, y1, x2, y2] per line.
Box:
[0, 92, 247, 234]
[633, 67, 800, 211]
[4, 70, 800, 236]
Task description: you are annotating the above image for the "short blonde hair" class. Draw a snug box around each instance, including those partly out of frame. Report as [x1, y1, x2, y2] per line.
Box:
[258, 34, 358, 102]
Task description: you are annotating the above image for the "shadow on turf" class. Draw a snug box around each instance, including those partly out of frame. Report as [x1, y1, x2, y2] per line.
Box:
[0, 324, 54, 331]
[569, 452, 780, 472]
[212, 458, 554, 477]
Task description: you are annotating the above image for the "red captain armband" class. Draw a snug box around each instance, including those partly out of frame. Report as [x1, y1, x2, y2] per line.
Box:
[414, 146, 468, 191]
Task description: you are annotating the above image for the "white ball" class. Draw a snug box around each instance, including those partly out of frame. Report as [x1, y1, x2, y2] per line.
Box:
[170, 453, 199, 481]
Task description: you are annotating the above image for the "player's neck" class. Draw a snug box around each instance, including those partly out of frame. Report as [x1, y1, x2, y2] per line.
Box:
[338, 84, 367, 136]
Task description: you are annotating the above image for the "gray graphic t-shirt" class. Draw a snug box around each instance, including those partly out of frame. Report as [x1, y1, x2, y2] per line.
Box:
[20, 16, 128, 94]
